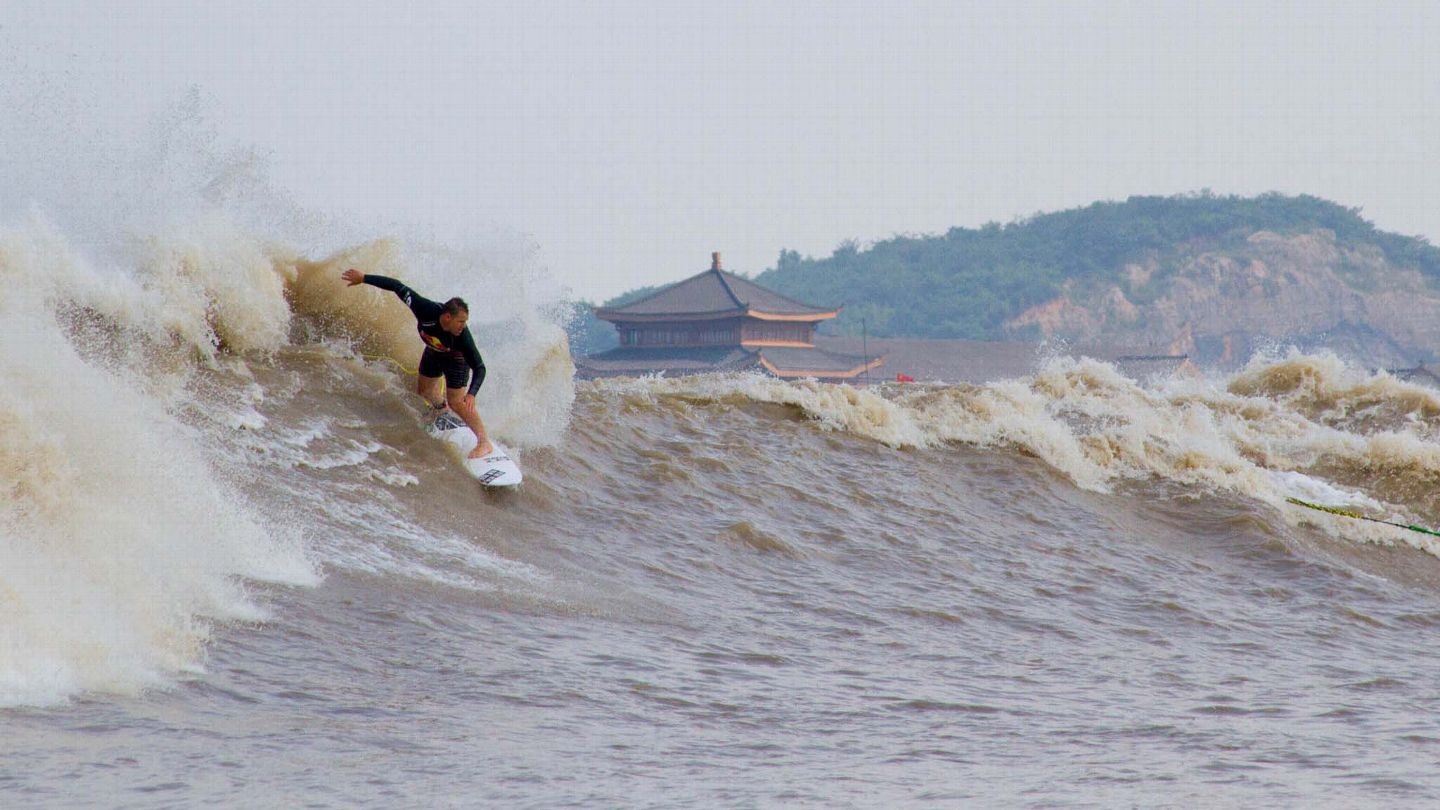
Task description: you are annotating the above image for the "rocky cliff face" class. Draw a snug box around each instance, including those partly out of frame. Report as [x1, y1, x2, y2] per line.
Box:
[1003, 230, 1440, 367]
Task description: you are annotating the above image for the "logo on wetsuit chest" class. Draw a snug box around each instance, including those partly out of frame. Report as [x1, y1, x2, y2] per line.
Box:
[418, 324, 449, 351]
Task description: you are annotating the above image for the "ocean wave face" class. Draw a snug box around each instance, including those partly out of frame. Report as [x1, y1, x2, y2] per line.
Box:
[12, 229, 1440, 803]
[11, 87, 1440, 810]
[0, 219, 577, 705]
[12, 186, 1440, 802]
[0, 86, 577, 709]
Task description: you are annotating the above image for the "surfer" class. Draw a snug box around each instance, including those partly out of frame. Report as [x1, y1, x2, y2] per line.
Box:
[341, 268, 494, 459]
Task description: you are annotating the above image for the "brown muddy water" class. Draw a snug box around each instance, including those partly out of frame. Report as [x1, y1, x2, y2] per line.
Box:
[9, 265, 1440, 807]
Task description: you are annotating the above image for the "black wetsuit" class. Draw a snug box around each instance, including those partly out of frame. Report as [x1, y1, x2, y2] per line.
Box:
[361, 275, 486, 395]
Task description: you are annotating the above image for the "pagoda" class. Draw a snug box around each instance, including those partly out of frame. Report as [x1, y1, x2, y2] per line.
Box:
[576, 253, 883, 382]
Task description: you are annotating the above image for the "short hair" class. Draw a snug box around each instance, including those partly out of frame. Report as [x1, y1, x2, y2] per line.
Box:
[442, 297, 469, 317]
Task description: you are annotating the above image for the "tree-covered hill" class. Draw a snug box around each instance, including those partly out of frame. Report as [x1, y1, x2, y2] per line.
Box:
[570, 193, 1440, 364]
[752, 192, 1440, 340]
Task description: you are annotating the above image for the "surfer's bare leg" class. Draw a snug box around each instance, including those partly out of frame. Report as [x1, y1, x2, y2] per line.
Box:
[417, 373, 447, 412]
[446, 387, 493, 459]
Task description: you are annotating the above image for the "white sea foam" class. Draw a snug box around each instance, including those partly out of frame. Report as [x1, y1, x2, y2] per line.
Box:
[368, 469, 420, 488]
[592, 351, 1440, 555]
[0, 76, 576, 704]
[0, 278, 318, 706]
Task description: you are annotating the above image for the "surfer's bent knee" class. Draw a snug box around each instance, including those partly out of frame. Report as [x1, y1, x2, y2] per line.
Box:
[445, 387, 469, 409]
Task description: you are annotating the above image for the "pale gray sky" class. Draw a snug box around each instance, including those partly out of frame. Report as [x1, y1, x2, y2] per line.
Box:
[3, 0, 1438, 300]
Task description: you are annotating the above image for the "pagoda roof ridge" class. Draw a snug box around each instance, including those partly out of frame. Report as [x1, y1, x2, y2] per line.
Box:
[597, 265, 836, 320]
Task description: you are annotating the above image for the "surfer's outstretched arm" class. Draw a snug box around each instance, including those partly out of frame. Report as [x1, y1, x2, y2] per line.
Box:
[340, 269, 438, 317]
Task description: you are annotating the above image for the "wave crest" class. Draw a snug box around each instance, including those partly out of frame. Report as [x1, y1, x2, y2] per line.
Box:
[588, 351, 1440, 552]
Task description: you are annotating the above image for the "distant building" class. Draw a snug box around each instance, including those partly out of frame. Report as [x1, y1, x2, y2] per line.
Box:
[576, 252, 883, 382]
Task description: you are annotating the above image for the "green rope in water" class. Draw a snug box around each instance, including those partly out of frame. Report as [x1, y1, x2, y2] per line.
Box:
[1286, 497, 1440, 538]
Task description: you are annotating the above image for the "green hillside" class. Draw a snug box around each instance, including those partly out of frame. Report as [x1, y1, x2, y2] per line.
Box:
[754, 192, 1440, 340]
[569, 192, 1440, 349]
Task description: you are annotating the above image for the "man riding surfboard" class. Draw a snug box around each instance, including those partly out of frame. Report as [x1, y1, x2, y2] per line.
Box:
[341, 268, 494, 460]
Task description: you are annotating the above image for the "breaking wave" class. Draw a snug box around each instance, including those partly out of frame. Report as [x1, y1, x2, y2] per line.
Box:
[0, 86, 575, 705]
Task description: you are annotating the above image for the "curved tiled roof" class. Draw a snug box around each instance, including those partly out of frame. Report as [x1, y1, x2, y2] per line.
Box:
[757, 346, 883, 377]
[597, 268, 835, 319]
[719, 272, 834, 316]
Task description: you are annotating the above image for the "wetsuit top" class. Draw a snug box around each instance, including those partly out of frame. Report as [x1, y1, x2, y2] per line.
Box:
[361, 274, 486, 396]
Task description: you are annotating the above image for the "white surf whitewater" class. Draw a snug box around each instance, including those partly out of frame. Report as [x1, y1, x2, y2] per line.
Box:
[10, 75, 1440, 810]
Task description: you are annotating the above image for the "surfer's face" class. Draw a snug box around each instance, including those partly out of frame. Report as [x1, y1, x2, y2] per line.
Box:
[439, 311, 468, 336]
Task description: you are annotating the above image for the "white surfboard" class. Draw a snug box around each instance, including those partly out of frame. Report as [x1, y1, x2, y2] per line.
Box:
[426, 412, 523, 487]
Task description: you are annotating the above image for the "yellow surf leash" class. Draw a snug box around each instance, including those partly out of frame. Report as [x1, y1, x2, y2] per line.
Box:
[1286, 497, 1440, 538]
[361, 353, 418, 375]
